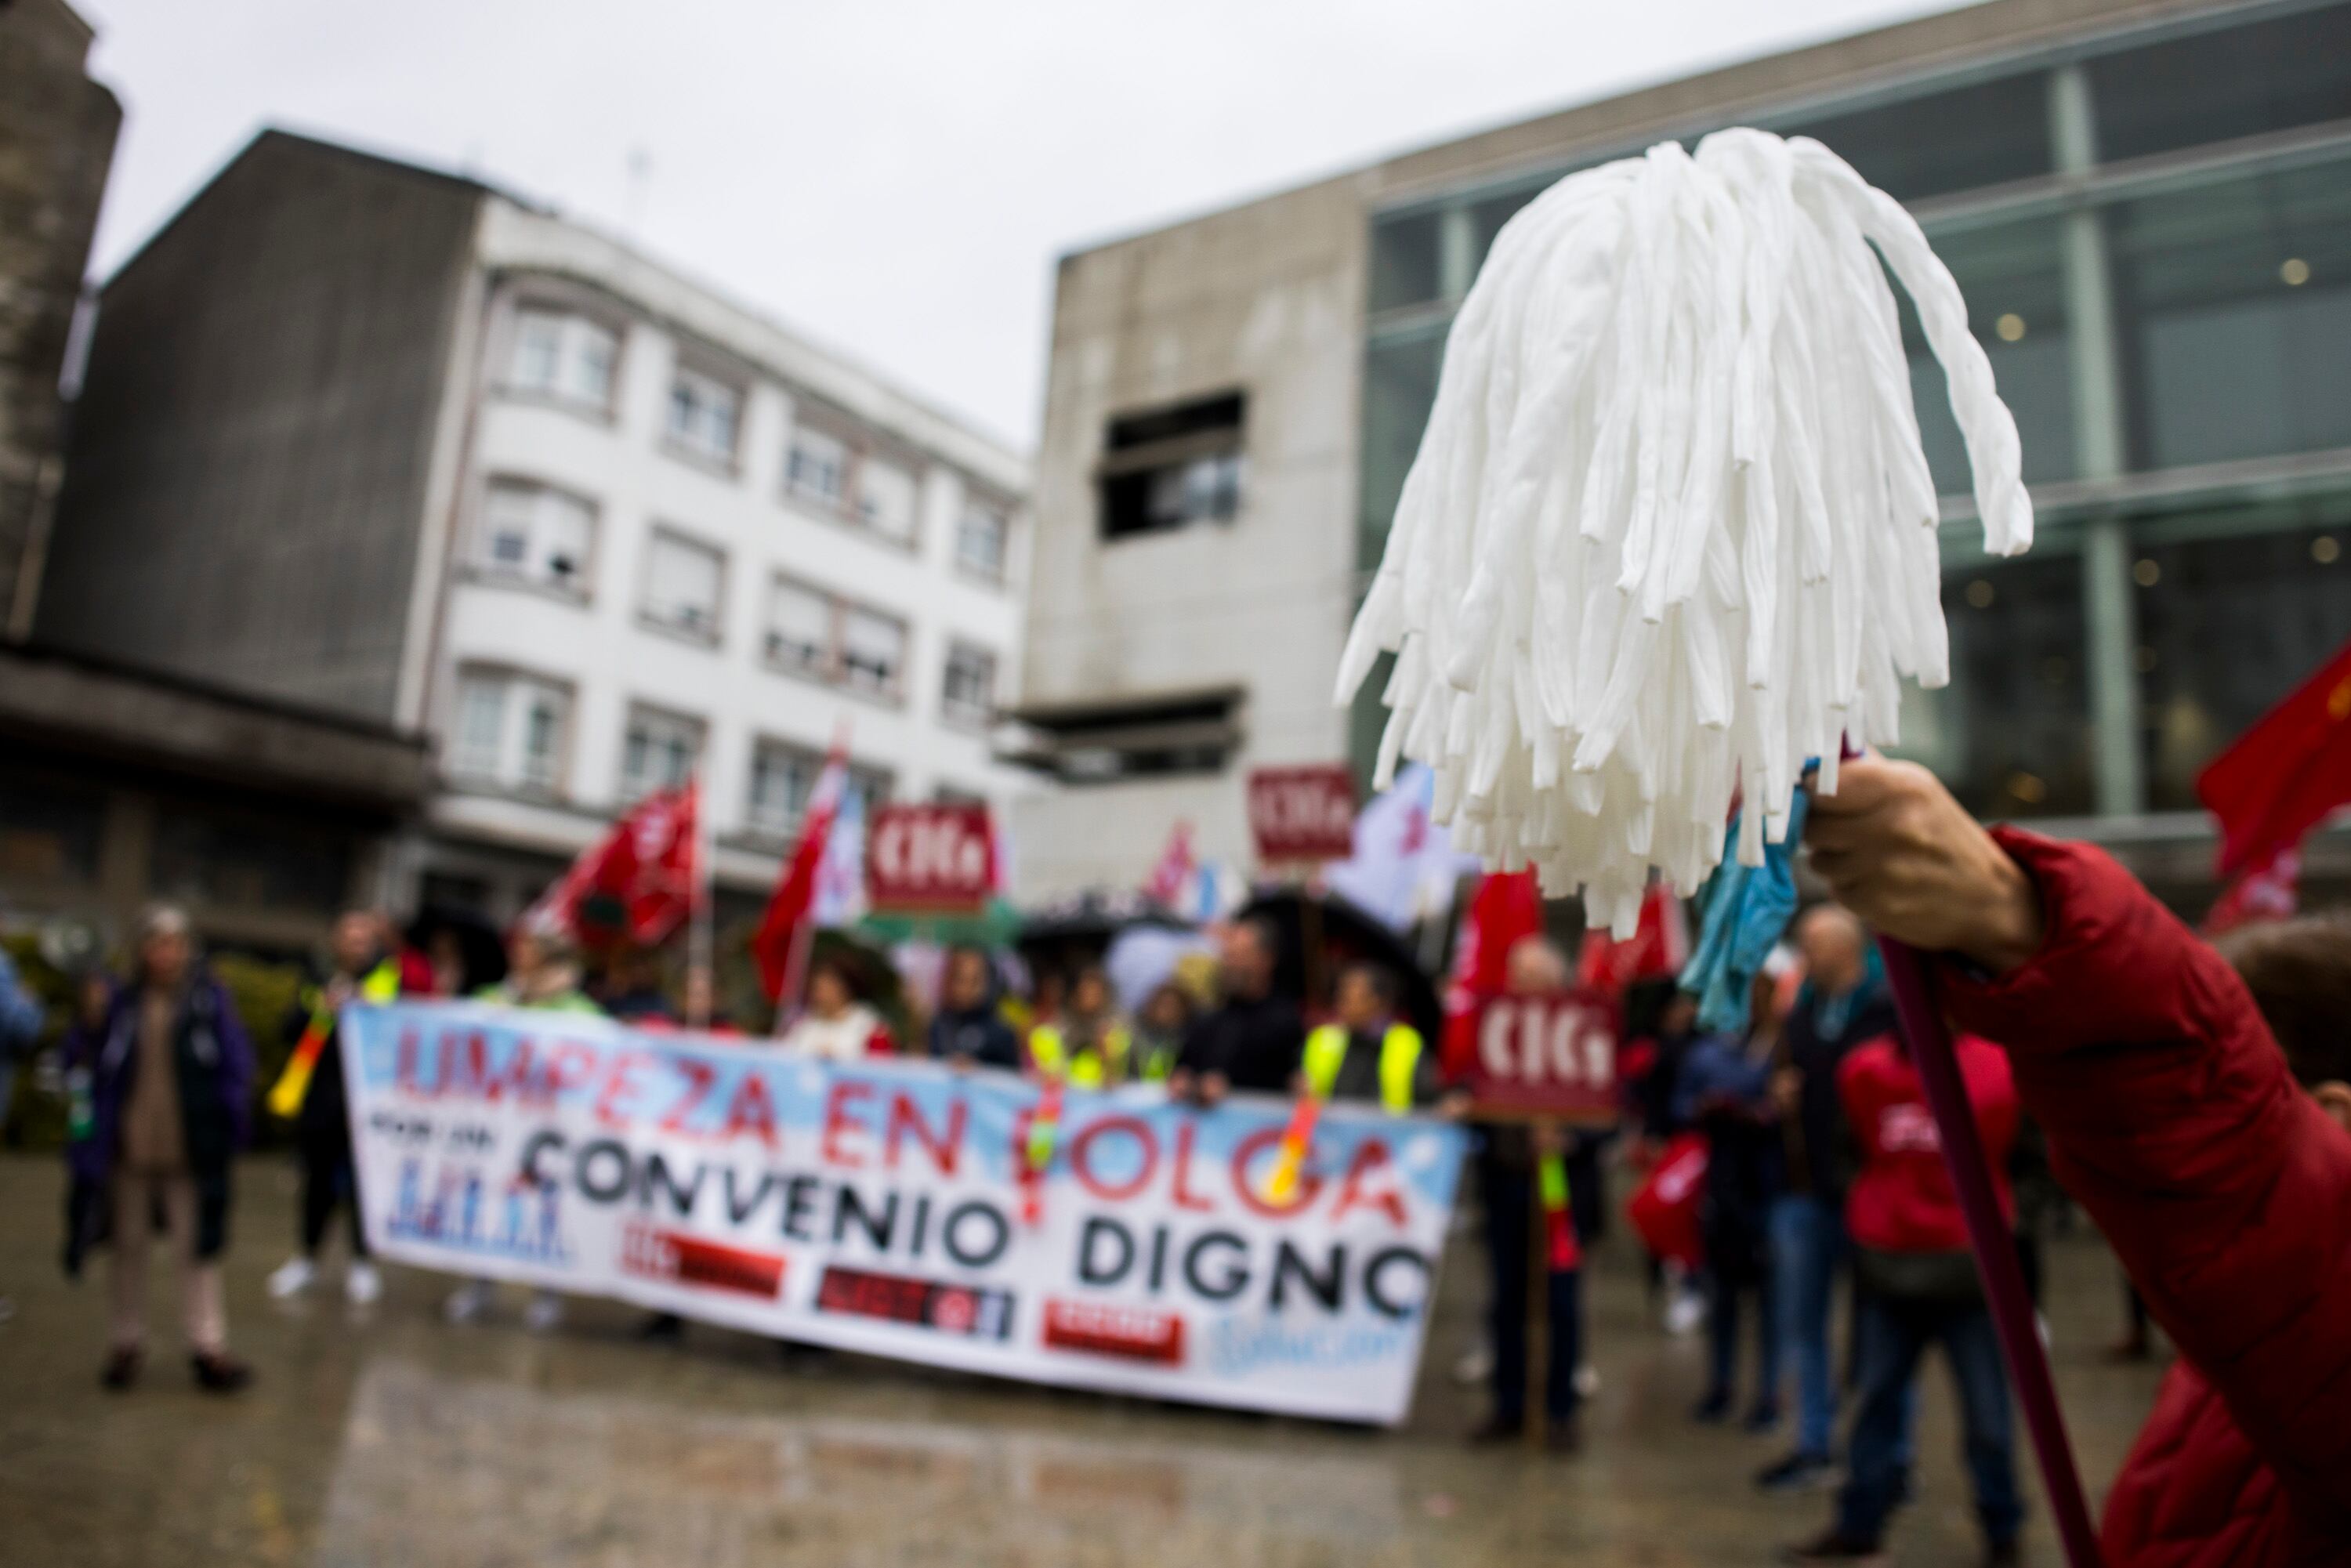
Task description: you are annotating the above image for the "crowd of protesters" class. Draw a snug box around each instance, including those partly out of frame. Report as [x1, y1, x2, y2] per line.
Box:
[9, 768, 2348, 1568]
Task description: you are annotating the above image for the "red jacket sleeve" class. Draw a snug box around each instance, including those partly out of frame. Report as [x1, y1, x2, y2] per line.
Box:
[1939, 828, 2351, 1534]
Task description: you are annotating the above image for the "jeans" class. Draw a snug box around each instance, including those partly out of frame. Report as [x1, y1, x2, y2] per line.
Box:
[1483, 1159, 1584, 1423]
[1838, 1289, 2022, 1548]
[1770, 1193, 1844, 1457]
[1704, 1244, 1779, 1412]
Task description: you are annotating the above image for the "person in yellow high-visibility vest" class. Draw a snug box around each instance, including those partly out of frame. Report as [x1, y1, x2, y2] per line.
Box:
[266, 911, 404, 1307]
[1295, 965, 1447, 1114]
[1026, 965, 1133, 1088]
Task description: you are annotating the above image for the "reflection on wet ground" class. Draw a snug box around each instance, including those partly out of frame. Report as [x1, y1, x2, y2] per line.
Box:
[0, 1157, 2168, 1566]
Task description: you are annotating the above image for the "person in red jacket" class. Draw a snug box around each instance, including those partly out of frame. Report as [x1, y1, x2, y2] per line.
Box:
[1805, 755, 2351, 1568]
[1789, 1027, 2024, 1563]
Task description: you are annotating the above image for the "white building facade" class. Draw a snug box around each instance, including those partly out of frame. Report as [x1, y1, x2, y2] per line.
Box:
[405, 200, 1033, 920]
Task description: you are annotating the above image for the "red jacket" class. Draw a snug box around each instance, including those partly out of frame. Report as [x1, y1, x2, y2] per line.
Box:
[1838, 1031, 2017, 1255]
[1940, 829, 2351, 1567]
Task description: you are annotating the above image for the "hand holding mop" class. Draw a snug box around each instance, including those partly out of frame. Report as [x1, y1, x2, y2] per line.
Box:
[1340, 129, 2099, 1565]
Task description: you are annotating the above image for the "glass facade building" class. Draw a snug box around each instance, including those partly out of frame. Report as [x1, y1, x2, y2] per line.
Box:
[1357, 0, 2351, 835]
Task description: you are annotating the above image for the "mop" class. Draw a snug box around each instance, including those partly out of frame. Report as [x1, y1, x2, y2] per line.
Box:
[1339, 129, 2099, 1566]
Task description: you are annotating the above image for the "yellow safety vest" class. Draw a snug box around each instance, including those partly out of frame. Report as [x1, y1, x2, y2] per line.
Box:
[301, 958, 403, 1016]
[1302, 1023, 1424, 1115]
[1029, 1023, 1132, 1088]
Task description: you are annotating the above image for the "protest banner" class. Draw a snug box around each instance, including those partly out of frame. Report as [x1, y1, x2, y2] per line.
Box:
[1462, 990, 1621, 1128]
[866, 802, 996, 917]
[340, 1001, 1468, 1425]
[1244, 765, 1357, 867]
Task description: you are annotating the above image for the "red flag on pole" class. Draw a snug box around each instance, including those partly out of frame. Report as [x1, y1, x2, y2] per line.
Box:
[1143, 820, 1194, 907]
[2197, 634, 2351, 879]
[753, 740, 852, 1005]
[523, 783, 700, 947]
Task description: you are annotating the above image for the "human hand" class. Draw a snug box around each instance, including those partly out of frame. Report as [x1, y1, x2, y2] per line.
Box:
[1804, 755, 2044, 973]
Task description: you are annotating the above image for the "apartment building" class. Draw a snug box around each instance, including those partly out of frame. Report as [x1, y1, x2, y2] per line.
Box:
[37, 130, 1031, 923]
[1011, 0, 2351, 907]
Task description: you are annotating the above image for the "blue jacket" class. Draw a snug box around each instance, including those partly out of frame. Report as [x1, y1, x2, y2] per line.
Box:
[90, 974, 255, 1258]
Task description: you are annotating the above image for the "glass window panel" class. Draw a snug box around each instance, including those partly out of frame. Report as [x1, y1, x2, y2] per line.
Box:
[621, 709, 701, 801]
[643, 533, 723, 636]
[1778, 72, 2052, 202]
[1359, 330, 1446, 563]
[541, 492, 592, 586]
[748, 743, 820, 833]
[2089, 5, 2351, 165]
[1368, 210, 1444, 314]
[571, 321, 618, 407]
[1928, 554, 2094, 818]
[2134, 505, 2351, 810]
[1468, 188, 1539, 281]
[150, 806, 348, 915]
[2111, 161, 2351, 471]
[511, 310, 563, 392]
[0, 768, 107, 884]
[766, 579, 831, 671]
[1901, 216, 2075, 493]
[944, 643, 996, 722]
[857, 459, 920, 542]
[841, 607, 906, 693]
[667, 368, 741, 461]
[958, 505, 1008, 578]
[455, 677, 506, 777]
[520, 685, 565, 789]
[788, 426, 847, 503]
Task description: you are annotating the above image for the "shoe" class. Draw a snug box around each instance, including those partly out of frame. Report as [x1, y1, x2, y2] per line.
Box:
[1744, 1400, 1783, 1434]
[1779, 1526, 1887, 1564]
[1755, 1451, 1840, 1493]
[1665, 1286, 1708, 1336]
[523, 1290, 564, 1334]
[1985, 1540, 2023, 1568]
[636, 1312, 685, 1343]
[1573, 1363, 1601, 1400]
[1452, 1339, 1494, 1385]
[191, 1350, 253, 1394]
[100, 1346, 143, 1392]
[444, 1279, 492, 1324]
[1691, 1389, 1732, 1423]
[1467, 1412, 1526, 1445]
[267, 1255, 319, 1299]
[345, 1261, 382, 1306]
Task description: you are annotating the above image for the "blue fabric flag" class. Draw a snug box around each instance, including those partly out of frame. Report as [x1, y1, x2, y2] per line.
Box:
[1678, 788, 1810, 1034]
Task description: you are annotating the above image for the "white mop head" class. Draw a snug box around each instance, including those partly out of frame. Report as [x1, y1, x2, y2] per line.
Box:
[1336, 129, 2032, 936]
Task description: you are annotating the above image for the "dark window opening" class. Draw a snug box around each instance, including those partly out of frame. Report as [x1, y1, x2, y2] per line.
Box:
[1779, 72, 2052, 203]
[1099, 393, 1247, 541]
[2089, 5, 2351, 166]
[1008, 691, 1241, 784]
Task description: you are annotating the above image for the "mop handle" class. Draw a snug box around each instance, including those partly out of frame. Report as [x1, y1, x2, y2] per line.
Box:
[1875, 937, 2103, 1568]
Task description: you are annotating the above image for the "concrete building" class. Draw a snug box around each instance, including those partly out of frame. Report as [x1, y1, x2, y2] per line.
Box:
[38, 130, 1032, 925]
[1, 5, 430, 958]
[1012, 0, 2351, 907]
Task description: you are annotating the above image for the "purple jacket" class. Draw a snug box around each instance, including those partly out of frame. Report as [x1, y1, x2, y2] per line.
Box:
[89, 974, 255, 1182]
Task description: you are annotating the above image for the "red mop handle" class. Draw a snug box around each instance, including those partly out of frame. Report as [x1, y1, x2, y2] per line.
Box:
[1876, 937, 2103, 1568]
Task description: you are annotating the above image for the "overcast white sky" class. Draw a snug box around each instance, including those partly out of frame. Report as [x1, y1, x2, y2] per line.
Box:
[78, 0, 1970, 449]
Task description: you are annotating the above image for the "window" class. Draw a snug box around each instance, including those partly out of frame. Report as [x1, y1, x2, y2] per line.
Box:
[786, 425, 847, 507]
[620, 706, 704, 802]
[1369, 209, 1445, 315]
[150, 806, 349, 916]
[747, 741, 824, 836]
[1099, 392, 1247, 540]
[478, 480, 594, 592]
[640, 531, 725, 640]
[856, 457, 921, 545]
[1777, 73, 2052, 205]
[1006, 690, 1240, 784]
[666, 365, 742, 465]
[943, 641, 998, 726]
[1915, 556, 2093, 820]
[2110, 161, 2351, 472]
[0, 766, 107, 884]
[1360, 328, 1446, 561]
[2089, 5, 2351, 166]
[506, 308, 618, 411]
[841, 606, 908, 697]
[766, 578, 833, 674]
[956, 502, 1010, 581]
[451, 670, 571, 792]
[846, 764, 893, 824]
[2133, 502, 2351, 809]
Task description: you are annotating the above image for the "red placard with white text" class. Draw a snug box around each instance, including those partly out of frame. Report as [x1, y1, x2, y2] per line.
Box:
[1463, 990, 1621, 1126]
[867, 802, 996, 916]
[1246, 765, 1357, 866]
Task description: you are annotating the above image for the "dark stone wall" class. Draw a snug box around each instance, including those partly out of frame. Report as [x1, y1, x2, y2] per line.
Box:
[0, 0, 121, 628]
[37, 130, 482, 721]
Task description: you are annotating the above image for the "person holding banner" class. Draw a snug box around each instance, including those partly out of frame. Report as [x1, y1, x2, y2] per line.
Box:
[266, 910, 405, 1306]
[92, 905, 255, 1393]
[445, 924, 602, 1333]
[1297, 964, 1451, 1114]
[1803, 754, 2351, 1568]
[1170, 918, 1302, 1107]
[778, 958, 894, 1060]
[927, 946, 1020, 1070]
[1027, 965, 1133, 1088]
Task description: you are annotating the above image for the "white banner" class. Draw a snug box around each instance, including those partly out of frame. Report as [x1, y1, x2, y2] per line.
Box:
[341, 1002, 1469, 1425]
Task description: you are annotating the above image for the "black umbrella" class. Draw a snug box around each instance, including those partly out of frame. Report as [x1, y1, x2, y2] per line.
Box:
[1234, 888, 1443, 1041]
[405, 904, 507, 994]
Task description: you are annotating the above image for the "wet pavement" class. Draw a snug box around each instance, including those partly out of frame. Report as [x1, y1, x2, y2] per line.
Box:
[0, 1154, 2168, 1566]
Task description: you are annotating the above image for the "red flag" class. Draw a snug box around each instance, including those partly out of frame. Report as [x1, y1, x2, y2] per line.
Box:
[1575, 883, 1691, 992]
[753, 742, 850, 1003]
[525, 783, 699, 947]
[1439, 870, 1544, 1080]
[2197, 635, 2351, 879]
